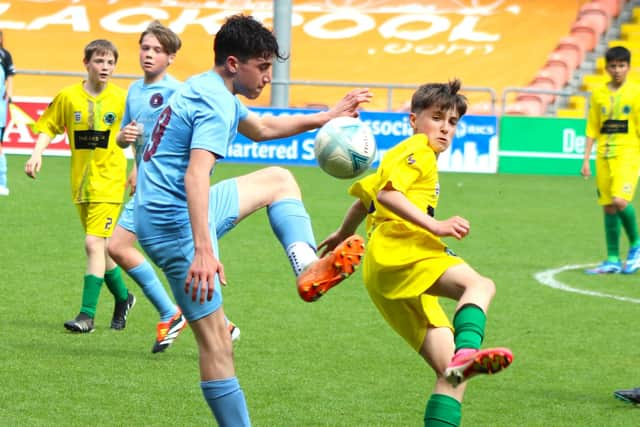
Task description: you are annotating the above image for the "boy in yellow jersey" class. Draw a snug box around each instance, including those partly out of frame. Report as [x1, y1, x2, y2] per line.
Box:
[24, 39, 135, 333]
[581, 46, 640, 275]
[319, 80, 513, 427]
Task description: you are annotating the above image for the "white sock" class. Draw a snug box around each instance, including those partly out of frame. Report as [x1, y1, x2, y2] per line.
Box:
[286, 242, 318, 276]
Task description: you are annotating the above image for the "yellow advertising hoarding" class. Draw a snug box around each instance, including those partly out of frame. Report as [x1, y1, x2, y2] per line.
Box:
[4, 0, 584, 111]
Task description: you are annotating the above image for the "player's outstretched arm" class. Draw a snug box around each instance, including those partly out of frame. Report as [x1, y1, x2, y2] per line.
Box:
[24, 133, 53, 179]
[326, 88, 373, 118]
[238, 88, 372, 142]
[318, 200, 368, 256]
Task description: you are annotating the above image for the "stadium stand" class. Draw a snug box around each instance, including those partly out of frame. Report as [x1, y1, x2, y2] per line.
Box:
[506, 1, 625, 116]
[511, 0, 640, 118]
[7, 0, 637, 114]
[556, 0, 639, 117]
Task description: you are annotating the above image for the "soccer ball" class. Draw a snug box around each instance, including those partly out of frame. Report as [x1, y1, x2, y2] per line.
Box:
[313, 117, 377, 179]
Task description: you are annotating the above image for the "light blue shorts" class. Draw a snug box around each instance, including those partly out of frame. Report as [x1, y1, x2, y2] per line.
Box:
[137, 178, 239, 321]
[117, 198, 135, 233]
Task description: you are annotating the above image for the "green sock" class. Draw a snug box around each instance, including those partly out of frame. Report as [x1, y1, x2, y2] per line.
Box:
[618, 205, 640, 248]
[424, 394, 461, 427]
[605, 212, 621, 261]
[452, 304, 486, 352]
[104, 266, 129, 302]
[80, 274, 104, 318]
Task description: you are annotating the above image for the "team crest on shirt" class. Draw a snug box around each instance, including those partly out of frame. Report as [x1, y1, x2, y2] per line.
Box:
[407, 154, 416, 165]
[74, 111, 81, 123]
[150, 93, 164, 108]
[103, 112, 116, 125]
[624, 105, 631, 114]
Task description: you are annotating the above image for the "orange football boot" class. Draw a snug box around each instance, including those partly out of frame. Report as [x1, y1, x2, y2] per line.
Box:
[297, 234, 365, 302]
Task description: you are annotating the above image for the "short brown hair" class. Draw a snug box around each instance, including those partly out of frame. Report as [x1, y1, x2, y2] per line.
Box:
[139, 21, 182, 55]
[84, 39, 118, 63]
[411, 79, 468, 117]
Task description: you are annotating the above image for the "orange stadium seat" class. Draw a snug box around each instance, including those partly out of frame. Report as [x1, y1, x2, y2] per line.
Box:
[528, 80, 556, 104]
[556, 36, 587, 67]
[574, 8, 610, 35]
[579, 1, 612, 20]
[534, 69, 567, 90]
[570, 20, 600, 52]
[548, 49, 579, 75]
[545, 52, 574, 82]
[466, 102, 495, 115]
[591, 0, 624, 17]
[504, 99, 545, 116]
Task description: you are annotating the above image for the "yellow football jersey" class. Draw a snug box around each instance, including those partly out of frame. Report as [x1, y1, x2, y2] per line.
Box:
[350, 133, 440, 236]
[34, 81, 127, 203]
[587, 80, 640, 159]
[349, 133, 464, 351]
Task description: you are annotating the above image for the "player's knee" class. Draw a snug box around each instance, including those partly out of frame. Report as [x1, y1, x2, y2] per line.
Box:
[477, 276, 496, 299]
[84, 235, 105, 256]
[265, 166, 301, 195]
[106, 239, 121, 261]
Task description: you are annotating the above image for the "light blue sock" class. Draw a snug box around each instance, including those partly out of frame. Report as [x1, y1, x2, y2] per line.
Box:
[127, 260, 176, 321]
[201, 377, 251, 426]
[0, 152, 7, 188]
[267, 198, 316, 250]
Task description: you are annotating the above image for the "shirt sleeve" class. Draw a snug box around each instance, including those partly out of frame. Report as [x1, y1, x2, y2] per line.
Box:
[379, 135, 433, 195]
[33, 92, 67, 137]
[349, 173, 378, 210]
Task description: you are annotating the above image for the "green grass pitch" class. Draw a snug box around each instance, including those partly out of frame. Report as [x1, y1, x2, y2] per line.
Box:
[2, 154, 640, 426]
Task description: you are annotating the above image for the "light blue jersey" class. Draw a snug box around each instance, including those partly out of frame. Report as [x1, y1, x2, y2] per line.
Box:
[134, 70, 249, 321]
[118, 74, 181, 232]
[135, 71, 249, 239]
[122, 74, 180, 165]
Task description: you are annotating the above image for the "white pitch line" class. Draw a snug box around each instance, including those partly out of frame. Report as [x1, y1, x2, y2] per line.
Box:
[533, 264, 640, 304]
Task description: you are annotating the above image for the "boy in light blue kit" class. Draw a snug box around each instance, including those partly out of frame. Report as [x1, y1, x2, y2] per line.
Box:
[109, 21, 240, 353]
[134, 14, 371, 425]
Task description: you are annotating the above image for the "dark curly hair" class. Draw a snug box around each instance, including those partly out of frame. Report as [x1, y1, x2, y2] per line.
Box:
[214, 14, 287, 66]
